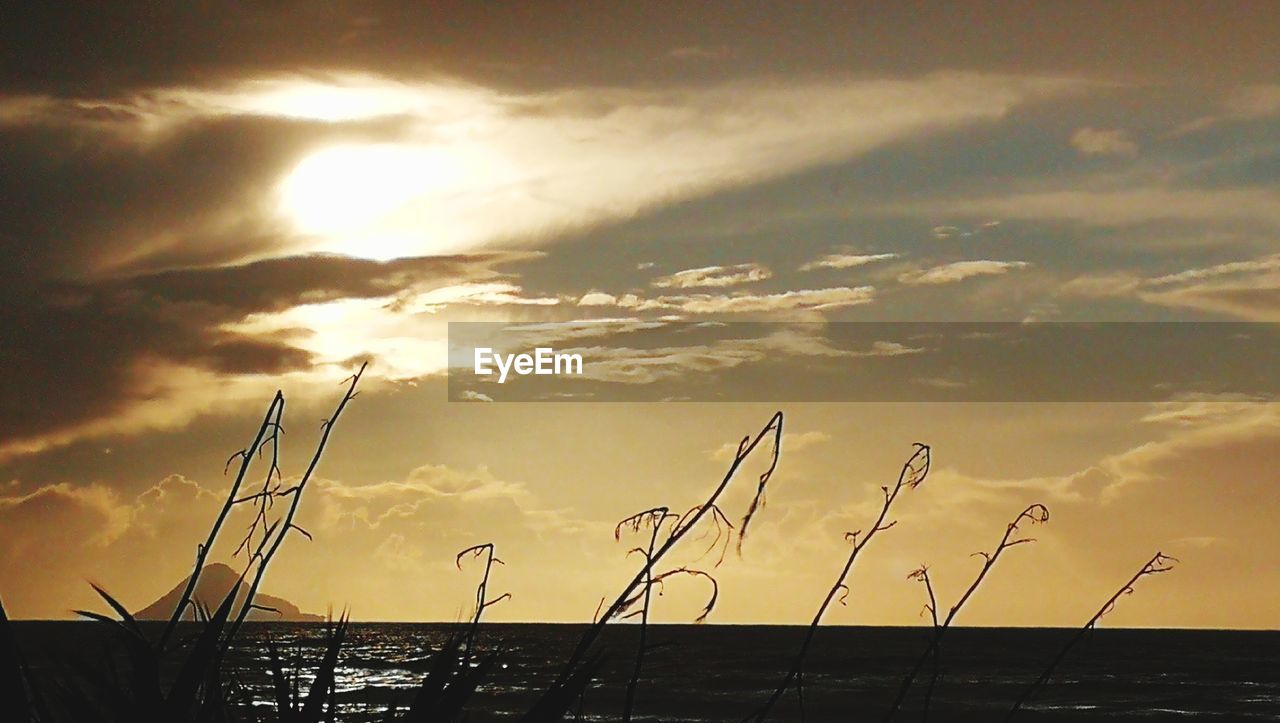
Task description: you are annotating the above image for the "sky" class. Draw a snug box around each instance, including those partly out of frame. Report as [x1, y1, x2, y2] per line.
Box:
[1, 1, 1278, 628]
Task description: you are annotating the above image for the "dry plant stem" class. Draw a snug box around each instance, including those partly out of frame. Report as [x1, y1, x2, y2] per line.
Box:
[457, 542, 511, 665]
[914, 568, 941, 722]
[1004, 551, 1176, 720]
[233, 400, 287, 559]
[751, 444, 930, 723]
[227, 362, 367, 640]
[621, 508, 671, 723]
[883, 503, 1050, 722]
[159, 391, 284, 651]
[553, 411, 783, 688]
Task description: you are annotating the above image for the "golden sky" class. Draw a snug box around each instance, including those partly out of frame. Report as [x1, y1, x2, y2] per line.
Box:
[1, 1, 1278, 628]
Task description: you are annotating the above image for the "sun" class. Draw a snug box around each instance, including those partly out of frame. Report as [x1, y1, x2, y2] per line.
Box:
[276, 143, 483, 260]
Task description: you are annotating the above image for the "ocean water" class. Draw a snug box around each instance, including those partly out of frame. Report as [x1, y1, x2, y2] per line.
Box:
[13, 622, 1280, 721]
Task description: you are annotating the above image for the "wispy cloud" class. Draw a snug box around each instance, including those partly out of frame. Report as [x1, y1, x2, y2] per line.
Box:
[621, 286, 877, 314]
[1146, 254, 1280, 286]
[554, 328, 913, 385]
[1070, 127, 1138, 156]
[398, 282, 561, 313]
[898, 260, 1030, 285]
[5, 72, 1088, 263]
[710, 430, 830, 462]
[897, 188, 1280, 228]
[651, 262, 772, 288]
[1062, 253, 1280, 320]
[1173, 84, 1280, 135]
[799, 253, 898, 272]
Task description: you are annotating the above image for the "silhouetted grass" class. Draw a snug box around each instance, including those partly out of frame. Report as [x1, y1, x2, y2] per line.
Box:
[0, 379, 1182, 722]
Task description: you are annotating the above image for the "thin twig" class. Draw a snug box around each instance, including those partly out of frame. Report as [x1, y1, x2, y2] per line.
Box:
[225, 363, 367, 642]
[547, 412, 784, 694]
[1004, 551, 1176, 720]
[457, 542, 510, 666]
[909, 567, 941, 721]
[749, 443, 930, 722]
[159, 391, 283, 650]
[619, 508, 675, 723]
[883, 503, 1050, 721]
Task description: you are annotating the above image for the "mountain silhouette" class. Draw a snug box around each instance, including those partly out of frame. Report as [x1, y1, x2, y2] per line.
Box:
[135, 562, 324, 622]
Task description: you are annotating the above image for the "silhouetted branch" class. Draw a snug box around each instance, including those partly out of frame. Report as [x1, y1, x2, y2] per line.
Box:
[884, 503, 1050, 721]
[617, 507, 673, 723]
[736, 419, 786, 554]
[908, 566, 941, 721]
[529, 411, 783, 721]
[457, 542, 510, 665]
[749, 443, 930, 722]
[160, 390, 284, 650]
[615, 510, 717, 721]
[652, 568, 719, 624]
[225, 362, 367, 642]
[233, 407, 285, 558]
[1004, 551, 1177, 720]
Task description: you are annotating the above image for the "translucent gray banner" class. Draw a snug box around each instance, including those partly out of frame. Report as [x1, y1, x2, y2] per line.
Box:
[447, 322, 1280, 402]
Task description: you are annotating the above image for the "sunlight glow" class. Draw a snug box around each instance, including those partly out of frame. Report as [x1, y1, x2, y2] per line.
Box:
[227, 298, 450, 380]
[206, 75, 453, 122]
[277, 143, 507, 260]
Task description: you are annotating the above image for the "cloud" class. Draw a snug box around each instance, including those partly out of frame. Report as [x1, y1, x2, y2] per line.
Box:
[711, 430, 830, 462]
[313, 464, 586, 546]
[666, 46, 731, 61]
[397, 282, 560, 313]
[578, 292, 619, 306]
[1140, 398, 1268, 427]
[1061, 253, 1280, 320]
[1173, 84, 1280, 135]
[555, 328, 919, 386]
[651, 263, 772, 288]
[1069, 127, 1138, 156]
[4, 72, 1087, 268]
[798, 253, 898, 272]
[0, 462, 593, 618]
[1137, 275, 1280, 321]
[372, 533, 425, 572]
[1146, 254, 1280, 286]
[1058, 272, 1144, 298]
[896, 188, 1280, 228]
[567, 288, 878, 315]
[1222, 84, 1280, 118]
[620, 286, 877, 314]
[0, 483, 133, 548]
[0, 68, 1087, 459]
[1098, 403, 1280, 512]
[898, 260, 1030, 285]
[0, 252, 522, 460]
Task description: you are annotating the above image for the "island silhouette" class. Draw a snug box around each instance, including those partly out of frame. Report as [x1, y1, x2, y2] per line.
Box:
[134, 562, 323, 623]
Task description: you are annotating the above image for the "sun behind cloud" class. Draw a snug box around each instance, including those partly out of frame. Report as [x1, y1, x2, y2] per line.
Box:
[277, 142, 511, 260]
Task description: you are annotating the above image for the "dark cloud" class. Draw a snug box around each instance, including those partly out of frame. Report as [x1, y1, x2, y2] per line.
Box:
[2, 1, 1277, 99]
[0, 113, 408, 281]
[0, 252, 523, 455]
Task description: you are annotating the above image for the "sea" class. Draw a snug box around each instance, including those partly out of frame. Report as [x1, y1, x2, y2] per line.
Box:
[12, 622, 1280, 721]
